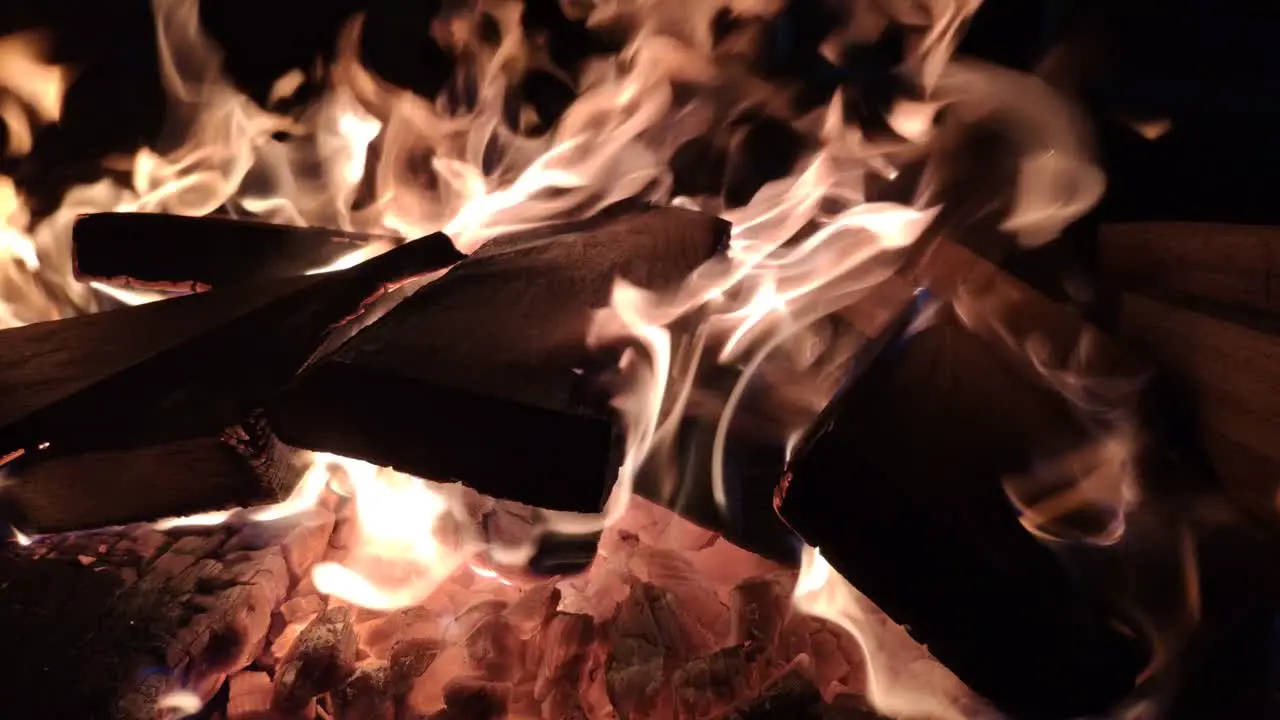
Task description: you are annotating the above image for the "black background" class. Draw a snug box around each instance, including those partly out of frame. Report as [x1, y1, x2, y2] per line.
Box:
[0, 0, 1277, 224]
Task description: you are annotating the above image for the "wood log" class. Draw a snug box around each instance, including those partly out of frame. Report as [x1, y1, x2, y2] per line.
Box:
[0, 412, 293, 534]
[73, 212, 400, 291]
[775, 238, 1150, 719]
[1116, 292, 1280, 518]
[0, 510, 332, 720]
[0, 232, 462, 532]
[269, 207, 729, 513]
[1099, 222, 1280, 313]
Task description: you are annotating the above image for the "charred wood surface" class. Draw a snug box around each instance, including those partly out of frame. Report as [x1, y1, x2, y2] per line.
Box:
[1100, 222, 1280, 313]
[0, 510, 333, 720]
[777, 240, 1150, 719]
[0, 413, 296, 534]
[73, 212, 401, 291]
[270, 208, 728, 512]
[0, 233, 461, 532]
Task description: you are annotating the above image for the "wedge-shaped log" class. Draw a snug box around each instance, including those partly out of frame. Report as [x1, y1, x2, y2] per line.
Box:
[0, 232, 462, 532]
[73, 212, 400, 291]
[776, 239, 1150, 719]
[269, 207, 729, 512]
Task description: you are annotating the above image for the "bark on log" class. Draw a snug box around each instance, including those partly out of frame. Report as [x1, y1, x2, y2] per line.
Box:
[73, 212, 400, 291]
[1099, 222, 1280, 313]
[0, 412, 294, 533]
[1117, 292, 1280, 518]
[0, 510, 332, 720]
[776, 239, 1150, 719]
[269, 207, 728, 512]
[0, 233, 462, 532]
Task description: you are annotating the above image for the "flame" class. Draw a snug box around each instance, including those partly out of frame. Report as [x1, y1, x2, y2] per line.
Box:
[155, 689, 203, 718]
[310, 458, 475, 610]
[793, 546, 997, 720]
[0, 30, 71, 133]
[0, 0, 1141, 715]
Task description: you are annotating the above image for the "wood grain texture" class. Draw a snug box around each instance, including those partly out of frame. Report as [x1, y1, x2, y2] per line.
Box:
[270, 208, 729, 512]
[0, 233, 461, 532]
[73, 212, 399, 291]
[1118, 293, 1280, 518]
[1, 413, 299, 534]
[0, 232, 461, 455]
[1099, 222, 1280, 312]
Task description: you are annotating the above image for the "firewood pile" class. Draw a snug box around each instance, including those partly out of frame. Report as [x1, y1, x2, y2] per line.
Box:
[0, 209, 1277, 720]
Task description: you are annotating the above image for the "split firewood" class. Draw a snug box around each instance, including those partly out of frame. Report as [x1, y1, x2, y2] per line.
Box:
[0, 232, 462, 533]
[272, 605, 360, 712]
[0, 511, 332, 720]
[776, 238, 1151, 720]
[269, 207, 729, 512]
[1117, 292, 1280, 518]
[73, 212, 401, 292]
[1099, 222, 1280, 313]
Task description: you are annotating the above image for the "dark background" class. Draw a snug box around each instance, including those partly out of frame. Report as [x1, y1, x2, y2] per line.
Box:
[0, 0, 1277, 225]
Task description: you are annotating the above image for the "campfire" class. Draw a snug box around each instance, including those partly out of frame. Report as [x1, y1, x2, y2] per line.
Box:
[0, 1, 1276, 719]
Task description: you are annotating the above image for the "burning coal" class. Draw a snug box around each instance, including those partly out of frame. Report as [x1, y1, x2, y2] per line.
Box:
[0, 0, 1170, 718]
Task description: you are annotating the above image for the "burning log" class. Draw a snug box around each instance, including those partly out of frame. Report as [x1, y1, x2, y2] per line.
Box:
[0, 510, 332, 720]
[1099, 222, 1280, 313]
[775, 238, 1150, 719]
[269, 207, 729, 512]
[73, 212, 401, 292]
[1117, 292, 1280, 518]
[0, 232, 463, 532]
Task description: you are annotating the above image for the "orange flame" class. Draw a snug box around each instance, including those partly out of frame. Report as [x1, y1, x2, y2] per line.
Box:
[0, 0, 1143, 715]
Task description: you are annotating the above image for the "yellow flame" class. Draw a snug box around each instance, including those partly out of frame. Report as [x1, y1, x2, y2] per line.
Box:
[0, 30, 70, 127]
[310, 458, 473, 610]
[0, 1, 1133, 715]
[793, 546, 995, 720]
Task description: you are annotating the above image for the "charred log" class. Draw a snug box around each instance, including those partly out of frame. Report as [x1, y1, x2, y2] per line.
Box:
[776, 240, 1150, 719]
[0, 233, 462, 532]
[269, 208, 728, 513]
[72, 212, 401, 292]
[0, 413, 293, 534]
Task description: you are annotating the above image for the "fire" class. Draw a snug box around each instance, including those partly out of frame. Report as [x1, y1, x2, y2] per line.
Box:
[311, 459, 475, 611]
[792, 546, 995, 720]
[0, 30, 71, 155]
[0, 0, 1139, 716]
